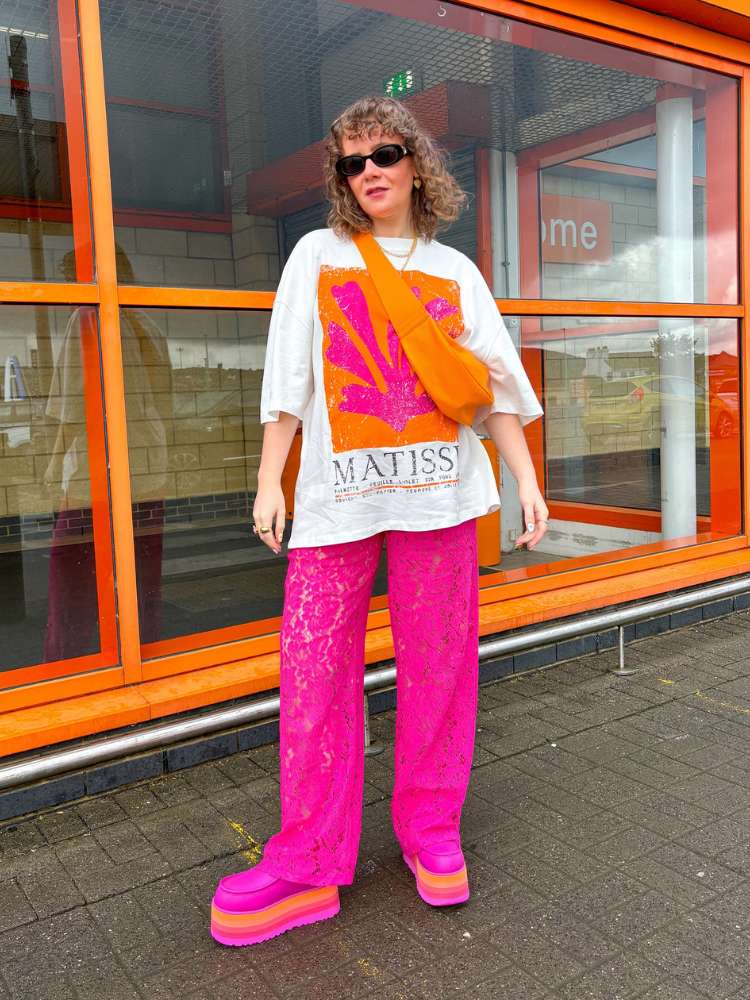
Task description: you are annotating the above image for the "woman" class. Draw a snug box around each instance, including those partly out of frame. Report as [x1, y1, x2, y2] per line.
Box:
[210, 96, 547, 947]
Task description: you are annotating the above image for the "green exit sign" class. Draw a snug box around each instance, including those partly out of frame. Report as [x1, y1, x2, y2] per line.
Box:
[384, 69, 415, 97]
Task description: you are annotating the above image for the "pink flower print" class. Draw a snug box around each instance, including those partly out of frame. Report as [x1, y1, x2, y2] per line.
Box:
[411, 286, 460, 326]
[326, 280, 438, 432]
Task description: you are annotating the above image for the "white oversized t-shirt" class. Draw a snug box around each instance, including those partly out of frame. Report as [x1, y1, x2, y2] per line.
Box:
[260, 228, 542, 548]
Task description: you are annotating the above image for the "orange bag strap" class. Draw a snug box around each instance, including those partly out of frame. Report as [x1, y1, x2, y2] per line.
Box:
[352, 231, 430, 338]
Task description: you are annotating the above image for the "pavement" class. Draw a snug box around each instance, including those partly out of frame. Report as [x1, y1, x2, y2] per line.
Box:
[3, 613, 750, 999]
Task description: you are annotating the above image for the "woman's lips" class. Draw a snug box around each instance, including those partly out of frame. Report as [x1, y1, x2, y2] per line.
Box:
[366, 187, 388, 198]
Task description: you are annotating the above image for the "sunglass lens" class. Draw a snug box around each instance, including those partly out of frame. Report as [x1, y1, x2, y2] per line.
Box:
[337, 155, 364, 177]
[372, 144, 403, 167]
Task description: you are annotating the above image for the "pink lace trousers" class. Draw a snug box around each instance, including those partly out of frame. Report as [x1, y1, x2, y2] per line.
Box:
[256, 518, 479, 886]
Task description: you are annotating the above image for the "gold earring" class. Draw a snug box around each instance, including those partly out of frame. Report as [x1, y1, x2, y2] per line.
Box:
[413, 177, 422, 189]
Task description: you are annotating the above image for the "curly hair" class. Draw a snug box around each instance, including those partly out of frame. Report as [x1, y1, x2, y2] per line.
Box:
[324, 95, 467, 241]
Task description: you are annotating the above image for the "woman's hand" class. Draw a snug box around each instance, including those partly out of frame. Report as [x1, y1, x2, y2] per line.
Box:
[515, 479, 549, 551]
[253, 413, 300, 555]
[252, 481, 287, 555]
[482, 413, 549, 552]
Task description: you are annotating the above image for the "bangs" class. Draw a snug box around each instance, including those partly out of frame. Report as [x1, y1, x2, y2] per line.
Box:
[338, 115, 405, 144]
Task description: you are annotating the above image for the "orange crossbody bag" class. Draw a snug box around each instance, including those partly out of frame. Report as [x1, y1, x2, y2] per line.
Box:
[354, 232, 493, 427]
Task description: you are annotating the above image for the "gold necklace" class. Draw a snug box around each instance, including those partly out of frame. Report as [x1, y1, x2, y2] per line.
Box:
[398, 235, 418, 272]
[380, 235, 418, 271]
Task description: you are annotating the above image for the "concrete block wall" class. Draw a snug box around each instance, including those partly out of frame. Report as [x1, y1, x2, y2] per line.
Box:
[0, 305, 89, 520]
[0, 305, 268, 541]
[541, 172, 707, 303]
[121, 308, 267, 505]
[0, 220, 76, 283]
[0, 216, 280, 292]
[543, 338, 711, 467]
[108, 216, 280, 291]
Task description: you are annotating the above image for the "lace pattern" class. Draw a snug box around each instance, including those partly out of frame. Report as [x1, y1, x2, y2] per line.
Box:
[257, 519, 479, 885]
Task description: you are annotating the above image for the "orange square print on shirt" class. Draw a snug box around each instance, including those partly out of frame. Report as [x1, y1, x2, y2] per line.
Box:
[318, 265, 461, 453]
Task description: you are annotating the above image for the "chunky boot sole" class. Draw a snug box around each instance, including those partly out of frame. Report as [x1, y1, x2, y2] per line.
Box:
[210, 884, 340, 946]
[403, 852, 470, 906]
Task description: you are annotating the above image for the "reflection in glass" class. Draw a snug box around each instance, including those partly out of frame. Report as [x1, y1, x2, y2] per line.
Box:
[0, 304, 109, 671]
[0, 1, 92, 281]
[122, 307, 294, 647]
[523, 316, 741, 565]
[98, 0, 737, 301]
[535, 86, 737, 304]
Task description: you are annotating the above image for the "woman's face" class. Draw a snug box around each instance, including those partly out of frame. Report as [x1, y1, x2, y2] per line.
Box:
[340, 128, 416, 228]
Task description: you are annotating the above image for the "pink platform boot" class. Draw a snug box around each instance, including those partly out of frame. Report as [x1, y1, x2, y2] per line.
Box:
[403, 840, 470, 906]
[210, 866, 340, 946]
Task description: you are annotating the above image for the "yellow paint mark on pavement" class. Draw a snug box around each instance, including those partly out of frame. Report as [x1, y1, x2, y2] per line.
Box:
[228, 820, 263, 863]
[658, 678, 676, 686]
[356, 958, 382, 979]
[693, 689, 750, 716]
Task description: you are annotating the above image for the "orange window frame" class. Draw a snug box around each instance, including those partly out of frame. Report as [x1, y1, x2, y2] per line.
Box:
[0, 0, 119, 693]
[1, 0, 750, 719]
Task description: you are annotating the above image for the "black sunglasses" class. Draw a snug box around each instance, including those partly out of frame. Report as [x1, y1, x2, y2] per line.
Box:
[335, 143, 409, 178]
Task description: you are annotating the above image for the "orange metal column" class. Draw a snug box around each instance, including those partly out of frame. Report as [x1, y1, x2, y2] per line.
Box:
[478, 439, 501, 565]
[705, 78, 742, 537]
[742, 69, 750, 538]
[77, 0, 143, 681]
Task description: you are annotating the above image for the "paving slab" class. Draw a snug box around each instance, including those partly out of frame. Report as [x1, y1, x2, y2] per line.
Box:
[3, 613, 750, 998]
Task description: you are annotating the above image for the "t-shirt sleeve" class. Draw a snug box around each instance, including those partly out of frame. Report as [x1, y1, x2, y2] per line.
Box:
[260, 234, 317, 424]
[456, 258, 543, 434]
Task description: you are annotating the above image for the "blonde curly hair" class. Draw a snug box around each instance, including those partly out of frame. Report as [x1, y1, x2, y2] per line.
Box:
[324, 95, 467, 241]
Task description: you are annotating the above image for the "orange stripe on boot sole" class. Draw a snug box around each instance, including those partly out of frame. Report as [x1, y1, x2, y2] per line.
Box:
[212, 895, 338, 938]
[211, 886, 338, 927]
[415, 859, 469, 888]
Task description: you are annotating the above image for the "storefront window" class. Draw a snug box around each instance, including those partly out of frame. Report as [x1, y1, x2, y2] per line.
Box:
[120, 306, 274, 648]
[99, 1, 742, 654]
[0, 305, 115, 673]
[496, 315, 741, 572]
[0, 1, 93, 282]
[97, 1, 737, 303]
[120, 303, 742, 648]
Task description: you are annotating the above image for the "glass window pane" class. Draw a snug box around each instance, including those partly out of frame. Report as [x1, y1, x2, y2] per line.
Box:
[108, 107, 223, 215]
[122, 307, 272, 645]
[0, 1, 93, 282]
[122, 307, 335, 647]
[0, 305, 114, 673]
[536, 107, 736, 304]
[486, 315, 740, 579]
[99, 0, 737, 301]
